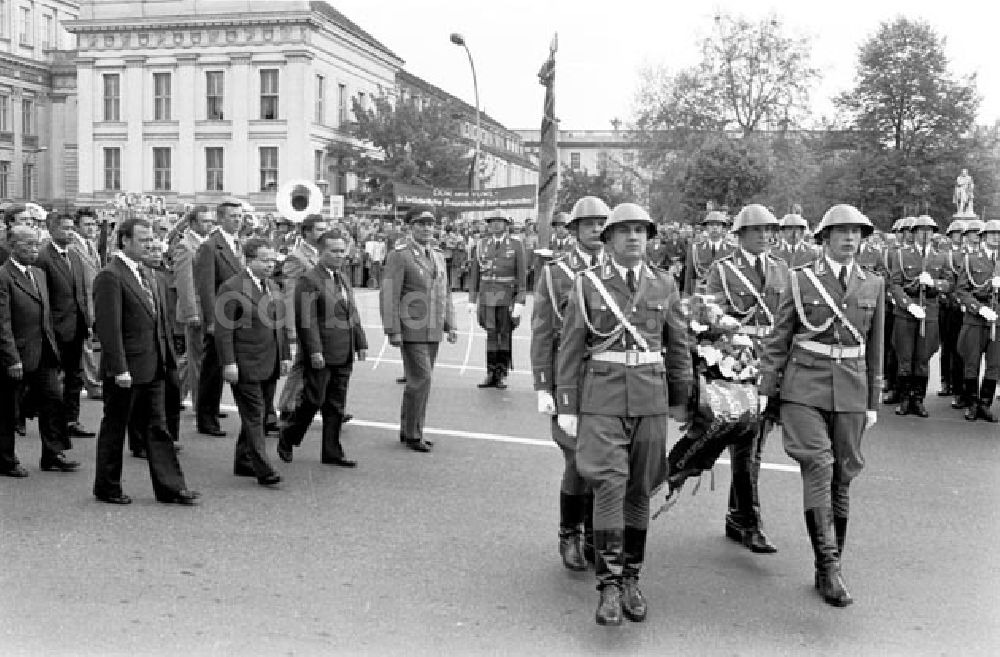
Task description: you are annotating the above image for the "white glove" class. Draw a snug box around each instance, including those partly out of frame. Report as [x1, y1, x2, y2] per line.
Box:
[979, 306, 999, 322]
[537, 391, 556, 415]
[865, 410, 878, 430]
[917, 272, 934, 286]
[907, 304, 926, 320]
[992, 276, 1000, 290]
[758, 395, 769, 414]
[511, 303, 525, 320]
[557, 414, 578, 437]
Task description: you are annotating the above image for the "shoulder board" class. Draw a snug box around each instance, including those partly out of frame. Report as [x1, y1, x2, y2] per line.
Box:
[791, 262, 812, 271]
[715, 252, 736, 262]
[394, 243, 407, 251]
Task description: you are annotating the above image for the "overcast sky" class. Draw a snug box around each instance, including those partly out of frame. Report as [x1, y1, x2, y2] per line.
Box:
[327, 0, 1000, 132]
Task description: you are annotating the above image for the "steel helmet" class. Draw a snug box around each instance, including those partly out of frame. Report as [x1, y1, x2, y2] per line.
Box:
[912, 215, 939, 232]
[780, 213, 809, 229]
[945, 219, 967, 234]
[732, 204, 779, 232]
[601, 203, 656, 241]
[813, 204, 875, 241]
[702, 210, 730, 226]
[983, 219, 1000, 233]
[485, 212, 511, 224]
[898, 216, 916, 231]
[551, 211, 570, 227]
[569, 196, 611, 226]
[963, 219, 986, 234]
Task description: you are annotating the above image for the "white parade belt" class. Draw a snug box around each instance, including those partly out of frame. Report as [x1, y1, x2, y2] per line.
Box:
[590, 351, 662, 366]
[738, 325, 772, 337]
[797, 340, 865, 360]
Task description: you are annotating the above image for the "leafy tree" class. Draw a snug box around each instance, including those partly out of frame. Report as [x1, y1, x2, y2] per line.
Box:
[680, 136, 771, 214]
[557, 166, 634, 213]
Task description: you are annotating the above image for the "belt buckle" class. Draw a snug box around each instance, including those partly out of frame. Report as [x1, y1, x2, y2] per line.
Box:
[625, 349, 639, 367]
[830, 344, 844, 361]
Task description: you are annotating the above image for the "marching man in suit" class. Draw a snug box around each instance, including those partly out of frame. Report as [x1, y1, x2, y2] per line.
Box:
[0, 226, 78, 477]
[705, 204, 789, 554]
[70, 209, 104, 401]
[759, 205, 884, 607]
[278, 231, 367, 466]
[684, 210, 734, 294]
[170, 206, 214, 413]
[216, 238, 291, 486]
[380, 206, 457, 453]
[92, 219, 198, 505]
[556, 203, 691, 626]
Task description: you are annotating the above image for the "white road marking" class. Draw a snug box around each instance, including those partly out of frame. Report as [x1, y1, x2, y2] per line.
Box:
[371, 336, 389, 370]
[217, 404, 799, 473]
[371, 357, 528, 375]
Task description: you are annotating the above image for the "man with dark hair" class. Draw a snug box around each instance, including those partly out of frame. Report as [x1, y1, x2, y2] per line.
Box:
[216, 238, 290, 486]
[172, 206, 214, 413]
[193, 199, 244, 436]
[71, 209, 103, 400]
[0, 226, 78, 477]
[278, 231, 366, 465]
[35, 212, 95, 438]
[92, 218, 199, 505]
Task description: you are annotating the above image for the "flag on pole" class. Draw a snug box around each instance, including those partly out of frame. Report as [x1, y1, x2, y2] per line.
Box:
[536, 33, 559, 251]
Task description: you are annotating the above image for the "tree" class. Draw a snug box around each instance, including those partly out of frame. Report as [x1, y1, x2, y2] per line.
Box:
[557, 166, 634, 213]
[680, 136, 771, 216]
[346, 95, 472, 197]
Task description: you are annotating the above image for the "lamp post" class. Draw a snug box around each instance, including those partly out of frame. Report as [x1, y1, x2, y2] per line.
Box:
[450, 32, 481, 191]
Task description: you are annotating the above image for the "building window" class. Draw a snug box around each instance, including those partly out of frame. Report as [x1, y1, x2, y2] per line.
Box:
[153, 147, 171, 191]
[18, 5, 29, 45]
[259, 146, 278, 191]
[0, 95, 8, 132]
[42, 14, 53, 49]
[153, 72, 171, 121]
[22, 163, 33, 198]
[104, 148, 121, 191]
[206, 71, 224, 120]
[260, 69, 278, 120]
[103, 74, 120, 121]
[315, 74, 325, 124]
[337, 83, 347, 124]
[597, 151, 608, 172]
[21, 99, 33, 136]
[0, 2, 8, 39]
[205, 147, 224, 191]
[314, 150, 324, 182]
[355, 91, 366, 118]
[0, 161, 8, 198]
[570, 152, 581, 170]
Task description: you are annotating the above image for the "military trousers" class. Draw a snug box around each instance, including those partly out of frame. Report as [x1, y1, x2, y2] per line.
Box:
[891, 314, 940, 378]
[550, 415, 587, 496]
[183, 322, 206, 410]
[575, 413, 668, 531]
[81, 336, 102, 397]
[938, 305, 963, 385]
[958, 323, 1000, 380]
[780, 402, 865, 517]
[400, 341, 440, 444]
[726, 424, 766, 530]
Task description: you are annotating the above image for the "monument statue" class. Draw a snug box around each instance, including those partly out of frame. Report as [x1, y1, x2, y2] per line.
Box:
[953, 168, 975, 216]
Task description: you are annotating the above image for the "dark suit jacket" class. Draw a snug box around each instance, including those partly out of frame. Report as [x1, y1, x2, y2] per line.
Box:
[0, 260, 60, 372]
[35, 242, 90, 342]
[215, 272, 290, 383]
[295, 265, 367, 366]
[93, 256, 174, 384]
[194, 230, 242, 332]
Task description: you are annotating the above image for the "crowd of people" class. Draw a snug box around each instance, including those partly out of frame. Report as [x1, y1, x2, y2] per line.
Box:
[1, 195, 998, 627]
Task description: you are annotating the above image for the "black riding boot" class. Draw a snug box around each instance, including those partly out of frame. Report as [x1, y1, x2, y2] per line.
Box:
[977, 379, 998, 423]
[495, 350, 509, 389]
[593, 529, 624, 626]
[558, 493, 587, 571]
[582, 489, 595, 563]
[894, 376, 912, 415]
[910, 376, 929, 417]
[478, 352, 497, 388]
[621, 527, 648, 622]
[965, 378, 982, 420]
[955, 378, 977, 410]
[834, 515, 848, 557]
[805, 508, 853, 607]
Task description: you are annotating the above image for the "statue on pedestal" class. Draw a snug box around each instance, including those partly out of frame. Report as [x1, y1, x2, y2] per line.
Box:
[953, 168, 975, 216]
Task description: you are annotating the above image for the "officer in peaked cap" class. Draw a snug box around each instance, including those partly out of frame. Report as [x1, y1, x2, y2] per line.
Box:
[468, 211, 527, 389]
[556, 202, 691, 626]
[704, 204, 788, 554]
[759, 204, 884, 608]
[531, 195, 610, 573]
[683, 210, 734, 294]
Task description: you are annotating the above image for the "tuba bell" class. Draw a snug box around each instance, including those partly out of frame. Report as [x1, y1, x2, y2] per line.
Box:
[276, 179, 324, 223]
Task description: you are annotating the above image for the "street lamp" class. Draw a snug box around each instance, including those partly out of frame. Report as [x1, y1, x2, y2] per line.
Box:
[450, 32, 481, 191]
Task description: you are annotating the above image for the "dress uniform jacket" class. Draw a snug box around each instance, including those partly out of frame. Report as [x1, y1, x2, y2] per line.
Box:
[955, 249, 1000, 329]
[555, 262, 691, 417]
[705, 250, 789, 334]
[759, 259, 885, 412]
[684, 240, 734, 294]
[772, 242, 818, 270]
[469, 235, 527, 308]
[855, 242, 882, 274]
[380, 236, 456, 343]
[888, 245, 952, 320]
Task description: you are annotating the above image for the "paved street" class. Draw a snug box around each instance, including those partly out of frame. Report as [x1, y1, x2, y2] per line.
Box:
[2, 290, 999, 656]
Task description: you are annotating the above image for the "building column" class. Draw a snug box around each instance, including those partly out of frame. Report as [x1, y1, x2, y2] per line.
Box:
[176, 54, 196, 202]
[284, 50, 312, 182]
[230, 54, 250, 196]
[123, 55, 145, 193]
[76, 58, 95, 203]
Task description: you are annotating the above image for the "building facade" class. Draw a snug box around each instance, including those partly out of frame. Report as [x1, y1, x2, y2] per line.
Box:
[66, 0, 402, 210]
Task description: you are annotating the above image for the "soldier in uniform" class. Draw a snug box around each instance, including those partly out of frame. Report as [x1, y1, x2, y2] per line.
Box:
[683, 210, 733, 294]
[887, 215, 952, 417]
[773, 211, 817, 269]
[468, 213, 527, 389]
[937, 218, 967, 398]
[645, 223, 670, 268]
[881, 217, 914, 405]
[759, 204, 884, 608]
[704, 205, 789, 554]
[550, 212, 575, 256]
[954, 219, 1000, 422]
[531, 196, 610, 572]
[555, 203, 691, 626]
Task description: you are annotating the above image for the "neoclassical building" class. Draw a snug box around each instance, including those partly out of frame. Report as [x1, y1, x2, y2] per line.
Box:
[66, 0, 402, 209]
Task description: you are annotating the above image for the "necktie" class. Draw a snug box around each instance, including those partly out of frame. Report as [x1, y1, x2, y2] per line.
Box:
[754, 256, 765, 285]
[62, 250, 72, 273]
[838, 266, 848, 292]
[139, 268, 157, 313]
[626, 269, 637, 294]
[711, 244, 717, 259]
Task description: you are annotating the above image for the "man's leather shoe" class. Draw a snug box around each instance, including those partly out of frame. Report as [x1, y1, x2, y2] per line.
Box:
[159, 489, 201, 505]
[131, 448, 146, 459]
[322, 457, 357, 468]
[40, 454, 80, 472]
[977, 404, 998, 423]
[399, 435, 433, 446]
[882, 389, 901, 405]
[477, 373, 496, 388]
[276, 440, 293, 463]
[743, 528, 778, 554]
[1, 465, 29, 478]
[234, 465, 256, 477]
[621, 577, 647, 622]
[264, 422, 280, 435]
[341, 414, 353, 424]
[198, 426, 226, 437]
[937, 384, 953, 396]
[495, 376, 508, 390]
[910, 399, 929, 418]
[965, 405, 979, 422]
[595, 584, 623, 626]
[952, 396, 971, 409]
[66, 422, 96, 438]
[96, 493, 132, 505]
[258, 474, 281, 487]
[406, 439, 433, 453]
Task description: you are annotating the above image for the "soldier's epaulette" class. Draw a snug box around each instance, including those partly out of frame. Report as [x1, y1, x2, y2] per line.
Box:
[715, 252, 736, 263]
[790, 261, 813, 272]
[394, 243, 408, 251]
